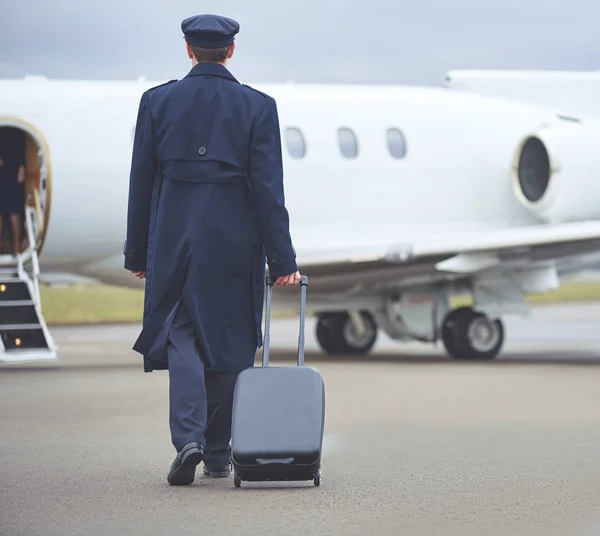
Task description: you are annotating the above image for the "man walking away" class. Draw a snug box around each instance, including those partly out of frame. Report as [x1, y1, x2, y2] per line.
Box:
[124, 14, 301, 486]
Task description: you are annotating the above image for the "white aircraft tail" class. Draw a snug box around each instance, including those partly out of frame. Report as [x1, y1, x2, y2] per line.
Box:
[0, 207, 57, 364]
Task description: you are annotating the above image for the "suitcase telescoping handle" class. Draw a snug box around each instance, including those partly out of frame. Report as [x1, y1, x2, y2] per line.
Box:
[262, 274, 308, 367]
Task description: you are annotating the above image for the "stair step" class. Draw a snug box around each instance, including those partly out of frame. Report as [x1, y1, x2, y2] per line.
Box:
[0, 281, 32, 301]
[1, 327, 49, 351]
[0, 304, 40, 325]
[0, 323, 43, 330]
[0, 348, 57, 364]
[0, 300, 35, 306]
[0, 258, 19, 263]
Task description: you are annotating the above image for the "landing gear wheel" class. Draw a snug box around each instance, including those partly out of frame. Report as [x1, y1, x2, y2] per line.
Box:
[315, 314, 339, 354]
[313, 470, 321, 487]
[316, 311, 378, 355]
[234, 473, 241, 488]
[441, 306, 504, 360]
[441, 307, 468, 359]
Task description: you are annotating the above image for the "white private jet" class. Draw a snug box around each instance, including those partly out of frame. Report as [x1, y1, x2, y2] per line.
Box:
[2, 73, 600, 365]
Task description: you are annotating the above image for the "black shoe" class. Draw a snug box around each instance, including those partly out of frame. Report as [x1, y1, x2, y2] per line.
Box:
[167, 442, 204, 486]
[202, 463, 231, 478]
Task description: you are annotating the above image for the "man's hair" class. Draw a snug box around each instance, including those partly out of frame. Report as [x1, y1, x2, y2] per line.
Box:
[190, 44, 232, 63]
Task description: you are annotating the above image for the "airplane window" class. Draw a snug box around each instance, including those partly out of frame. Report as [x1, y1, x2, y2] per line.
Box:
[338, 127, 358, 158]
[386, 128, 407, 158]
[284, 127, 306, 159]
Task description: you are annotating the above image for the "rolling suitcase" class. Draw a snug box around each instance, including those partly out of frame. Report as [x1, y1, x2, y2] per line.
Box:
[230, 274, 325, 488]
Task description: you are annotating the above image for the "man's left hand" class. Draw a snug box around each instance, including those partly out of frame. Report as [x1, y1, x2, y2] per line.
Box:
[132, 271, 146, 279]
[274, 271, 301, 286]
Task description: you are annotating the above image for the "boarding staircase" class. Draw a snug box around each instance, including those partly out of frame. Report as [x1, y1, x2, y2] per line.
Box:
[0, 206, 57, 363]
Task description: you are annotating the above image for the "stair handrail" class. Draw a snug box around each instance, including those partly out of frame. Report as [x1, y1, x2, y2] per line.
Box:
[23, 206, 41, 308]
[32, 187, 44, 236]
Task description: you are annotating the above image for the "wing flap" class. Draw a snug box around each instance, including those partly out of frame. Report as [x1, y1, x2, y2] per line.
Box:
[295, 221, 600, 283]
[410, 220, 600, 258]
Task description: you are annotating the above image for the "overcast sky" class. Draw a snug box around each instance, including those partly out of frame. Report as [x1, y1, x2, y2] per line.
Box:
[2, 0, 598, 85]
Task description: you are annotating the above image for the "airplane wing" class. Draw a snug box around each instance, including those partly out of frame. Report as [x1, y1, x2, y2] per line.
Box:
[293, 221, 600, 293]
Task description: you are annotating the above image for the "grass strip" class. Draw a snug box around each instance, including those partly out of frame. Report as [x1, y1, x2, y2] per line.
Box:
[40, 279, 600, 325]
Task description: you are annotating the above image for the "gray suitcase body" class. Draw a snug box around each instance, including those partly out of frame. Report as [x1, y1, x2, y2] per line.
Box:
[230, 275, 325, 487]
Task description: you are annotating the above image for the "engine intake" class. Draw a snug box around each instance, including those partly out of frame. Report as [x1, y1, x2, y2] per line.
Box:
[516, 137, 550, 203]
[511, 123, 600, 223]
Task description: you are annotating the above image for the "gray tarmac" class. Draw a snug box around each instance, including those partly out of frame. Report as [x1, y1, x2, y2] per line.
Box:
[2, 302, 600, 535]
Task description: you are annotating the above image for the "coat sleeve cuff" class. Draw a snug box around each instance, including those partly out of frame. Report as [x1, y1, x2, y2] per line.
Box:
[123, 241, 146, 272]
[268, 258, 298, 280]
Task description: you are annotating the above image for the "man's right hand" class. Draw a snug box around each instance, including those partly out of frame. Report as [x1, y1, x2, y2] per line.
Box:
[274, 271, 301, 286]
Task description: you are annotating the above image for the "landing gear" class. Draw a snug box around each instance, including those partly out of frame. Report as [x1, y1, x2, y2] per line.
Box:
[316, 311, 378, 355]
[234, 472, 241, 488]
[441, 306, 504, 360]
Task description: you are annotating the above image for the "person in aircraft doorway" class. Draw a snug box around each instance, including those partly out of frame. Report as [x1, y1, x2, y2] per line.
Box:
[0, 127, 26, 257]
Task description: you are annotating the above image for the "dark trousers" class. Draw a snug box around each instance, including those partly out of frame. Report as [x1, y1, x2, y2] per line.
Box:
[167, 302, 238, 471]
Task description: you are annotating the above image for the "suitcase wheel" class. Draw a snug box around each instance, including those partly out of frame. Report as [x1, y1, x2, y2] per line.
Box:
[313, 470, 321, 487]
[234, 472, 241, 488]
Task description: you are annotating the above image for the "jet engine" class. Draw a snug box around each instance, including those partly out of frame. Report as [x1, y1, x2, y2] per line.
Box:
[511, 123, 600, 223]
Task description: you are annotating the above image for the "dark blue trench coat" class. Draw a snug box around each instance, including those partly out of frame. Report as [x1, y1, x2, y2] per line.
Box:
[124, 62, 297, 374]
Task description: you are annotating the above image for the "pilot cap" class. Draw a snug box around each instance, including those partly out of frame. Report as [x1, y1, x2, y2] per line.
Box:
[181, 14, 240, 49]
